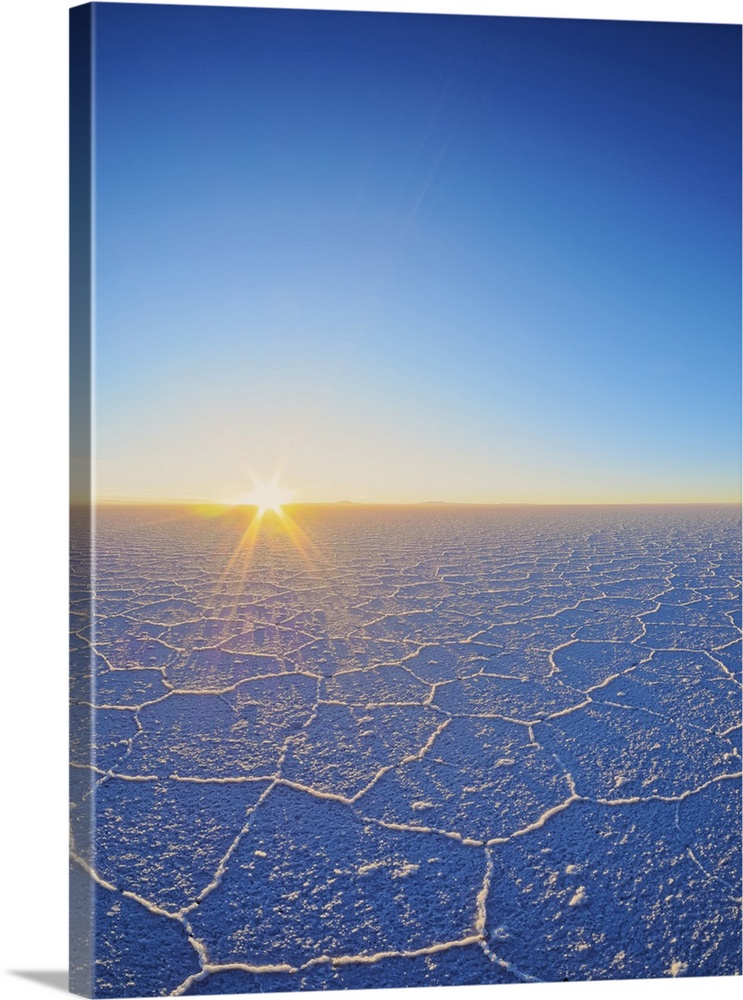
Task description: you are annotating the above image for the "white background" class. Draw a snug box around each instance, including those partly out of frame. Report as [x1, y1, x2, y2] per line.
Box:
[0, 1, 739, 999]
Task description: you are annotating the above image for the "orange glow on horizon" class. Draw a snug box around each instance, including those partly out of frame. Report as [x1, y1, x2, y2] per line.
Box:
[222, 473, 322, 576]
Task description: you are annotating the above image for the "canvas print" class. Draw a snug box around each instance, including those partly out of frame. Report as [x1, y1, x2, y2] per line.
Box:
[69, 2, 742, 997]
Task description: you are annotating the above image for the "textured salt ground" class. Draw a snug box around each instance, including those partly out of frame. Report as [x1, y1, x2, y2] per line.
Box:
[69, 505, 742, 997]
[91, 779, 269, 911]
[358, 715, 573, 842]
[486, 794, 741, 981]
[188, 784, 486, 968]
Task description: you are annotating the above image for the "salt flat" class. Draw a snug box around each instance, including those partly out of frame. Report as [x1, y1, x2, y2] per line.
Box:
[70, 505, 742, 996]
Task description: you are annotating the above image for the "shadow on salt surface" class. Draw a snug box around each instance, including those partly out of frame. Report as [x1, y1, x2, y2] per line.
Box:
[488, 796, 742, 981]
[189, 784, 485, 969]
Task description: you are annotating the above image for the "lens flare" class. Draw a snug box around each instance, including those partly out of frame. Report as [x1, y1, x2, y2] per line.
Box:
[245, 476, 293, 515]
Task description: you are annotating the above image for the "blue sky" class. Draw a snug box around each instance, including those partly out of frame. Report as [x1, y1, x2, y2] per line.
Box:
[91, 3, 741, 503]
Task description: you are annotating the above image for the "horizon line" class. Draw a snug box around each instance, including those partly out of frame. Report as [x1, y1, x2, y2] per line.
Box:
[72, 498, 743, 509]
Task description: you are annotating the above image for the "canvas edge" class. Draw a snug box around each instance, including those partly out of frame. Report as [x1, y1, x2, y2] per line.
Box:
[69, 3, 95, 997]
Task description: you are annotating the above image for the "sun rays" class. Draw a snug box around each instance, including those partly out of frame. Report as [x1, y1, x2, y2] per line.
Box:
[223, 473, 320, 576]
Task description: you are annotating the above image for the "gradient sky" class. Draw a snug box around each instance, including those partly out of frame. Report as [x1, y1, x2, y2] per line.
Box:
[89, 2, 741, 504]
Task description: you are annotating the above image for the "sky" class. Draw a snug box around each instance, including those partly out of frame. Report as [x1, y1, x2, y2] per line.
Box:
[87, 2, 741, 504]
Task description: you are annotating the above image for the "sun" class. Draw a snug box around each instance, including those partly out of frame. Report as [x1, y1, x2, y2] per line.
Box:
[223, 471, 319, 575]
[245, 476, 292, 516]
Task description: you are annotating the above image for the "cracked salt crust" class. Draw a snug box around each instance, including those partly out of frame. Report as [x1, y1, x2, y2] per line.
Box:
[70, 504, 743, 994]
